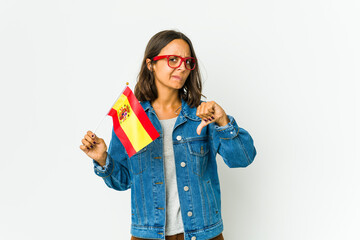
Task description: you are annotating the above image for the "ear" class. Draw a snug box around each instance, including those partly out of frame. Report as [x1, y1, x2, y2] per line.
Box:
[146, 58, 153, 72]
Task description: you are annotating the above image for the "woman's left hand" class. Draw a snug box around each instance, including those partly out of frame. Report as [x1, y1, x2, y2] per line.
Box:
[196, 101, 230, 135]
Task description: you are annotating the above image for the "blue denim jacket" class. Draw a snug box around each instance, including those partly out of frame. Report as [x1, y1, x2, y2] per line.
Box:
[93, 99, 256, 240]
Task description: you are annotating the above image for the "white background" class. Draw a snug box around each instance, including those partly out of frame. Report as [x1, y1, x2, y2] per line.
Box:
[1, 0, 359, 239]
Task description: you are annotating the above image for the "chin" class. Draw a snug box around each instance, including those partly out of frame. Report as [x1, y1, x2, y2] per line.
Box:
[172, 83, 185, 90]
[174, 80, 186, 88]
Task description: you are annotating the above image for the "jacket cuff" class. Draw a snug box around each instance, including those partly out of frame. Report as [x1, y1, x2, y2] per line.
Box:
[214, 115, 239, 139]
[93, 153, 113, 178]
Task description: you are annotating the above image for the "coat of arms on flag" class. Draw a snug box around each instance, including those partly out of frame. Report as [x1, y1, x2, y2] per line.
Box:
[107, 86, 159, 158]
[118, 104, 131, 123]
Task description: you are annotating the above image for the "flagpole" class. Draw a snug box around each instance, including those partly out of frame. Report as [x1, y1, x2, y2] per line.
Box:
[93, 82, 129, 135]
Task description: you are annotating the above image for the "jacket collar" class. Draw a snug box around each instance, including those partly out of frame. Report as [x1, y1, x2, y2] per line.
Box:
[140, 98, 201, 121]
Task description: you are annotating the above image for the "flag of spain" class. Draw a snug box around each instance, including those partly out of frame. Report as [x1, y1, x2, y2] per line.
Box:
[107, 86, 159, 158]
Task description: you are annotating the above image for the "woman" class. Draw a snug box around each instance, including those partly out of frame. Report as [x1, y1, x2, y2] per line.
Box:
[80, 30, 256, 240]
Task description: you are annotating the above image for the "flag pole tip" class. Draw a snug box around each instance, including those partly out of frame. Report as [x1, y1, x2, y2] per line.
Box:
[126, 82, 129, 85]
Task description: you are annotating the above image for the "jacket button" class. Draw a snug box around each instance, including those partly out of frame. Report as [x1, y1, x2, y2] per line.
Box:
[187, 211, 192, 217]
[176, 135, 182, 141]
[181, 162, 186, 167]
[191, 237, 196, 240]
[184, 186, 189, 191]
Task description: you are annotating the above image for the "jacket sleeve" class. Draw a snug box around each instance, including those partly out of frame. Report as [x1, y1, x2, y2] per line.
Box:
[92, 127, 131, 191]
[209, 115, 257, 168]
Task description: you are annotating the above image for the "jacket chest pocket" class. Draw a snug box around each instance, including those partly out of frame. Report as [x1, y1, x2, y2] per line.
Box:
[187, 140, 209, 177]
[129, 147, 148, 175]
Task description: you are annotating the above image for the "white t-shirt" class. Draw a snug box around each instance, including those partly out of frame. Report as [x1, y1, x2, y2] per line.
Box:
[159, 117, 184, 236]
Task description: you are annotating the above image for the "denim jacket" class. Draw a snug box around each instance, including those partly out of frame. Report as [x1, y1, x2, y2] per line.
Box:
[93, 99, 257, 240]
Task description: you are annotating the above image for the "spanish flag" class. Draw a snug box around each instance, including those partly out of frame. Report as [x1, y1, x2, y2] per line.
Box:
[107, 86, 159, 158]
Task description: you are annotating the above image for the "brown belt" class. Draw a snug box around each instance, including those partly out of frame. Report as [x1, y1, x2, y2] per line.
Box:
[131, 232, 224, 240]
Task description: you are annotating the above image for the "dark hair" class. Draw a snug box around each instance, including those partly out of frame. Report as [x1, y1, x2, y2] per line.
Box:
[134, 30, 203, 108]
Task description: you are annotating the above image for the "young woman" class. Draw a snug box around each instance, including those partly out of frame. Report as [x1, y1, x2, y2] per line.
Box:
[80, 30, 256, 240]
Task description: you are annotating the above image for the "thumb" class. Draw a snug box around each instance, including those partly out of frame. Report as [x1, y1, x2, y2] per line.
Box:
[196, 120, 208, 135]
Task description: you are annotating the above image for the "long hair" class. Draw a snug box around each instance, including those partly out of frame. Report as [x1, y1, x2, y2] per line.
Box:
[134, 30, 203, 108]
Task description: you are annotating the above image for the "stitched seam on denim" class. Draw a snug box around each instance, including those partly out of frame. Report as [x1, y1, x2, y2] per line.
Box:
[199, 176, 208, 227]
[184, 143, 195, 226]
[101, 155, 115, 179]
[187, 142, 202, 177]
[209, 133, 219, 155]
[191, 156, 201, 177]
[150, 155, 160, 225]
[183, 108, 201, 121]
[139, 150, 146, 224]
[134, 179, 141, 225]
[133, 146, 147, 155]
[173, 116, 187, 132]
[131, 224, 163, 229]
[208, 180, 219, 213]
[130, 152, 147, 175]
[185, 115, 201, 121]
[219, 127, 239, 140]
[162, 136, 167, 233]
[184, 136, 208, 142]
[186, 218, 223, 233]
[131, 235, 162, 240]
[202, 152, 208, 178]
[204, 180, 212, 224]
[188, 143, 210, 156]
[140, 170, 147, 224]
[237, 136, 251, 165]
[215, 118, 235, 132]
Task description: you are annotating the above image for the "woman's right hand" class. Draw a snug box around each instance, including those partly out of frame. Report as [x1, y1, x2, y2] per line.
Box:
[80, 130, 108, 166]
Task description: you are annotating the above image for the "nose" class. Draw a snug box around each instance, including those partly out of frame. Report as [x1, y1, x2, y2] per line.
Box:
[177, 59, 187, 71]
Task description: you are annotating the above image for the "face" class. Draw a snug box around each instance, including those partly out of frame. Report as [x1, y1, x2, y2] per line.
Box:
[147, 39, 192, 92]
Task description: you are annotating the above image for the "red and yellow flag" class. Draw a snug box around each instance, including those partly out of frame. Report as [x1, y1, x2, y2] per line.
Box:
[107, 86, 159, 158]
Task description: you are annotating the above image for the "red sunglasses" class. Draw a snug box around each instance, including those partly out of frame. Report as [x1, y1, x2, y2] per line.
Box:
[152, 55, 196, 70]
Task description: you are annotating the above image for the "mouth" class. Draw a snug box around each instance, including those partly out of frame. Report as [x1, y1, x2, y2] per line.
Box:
[171, 75, 182, 80]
